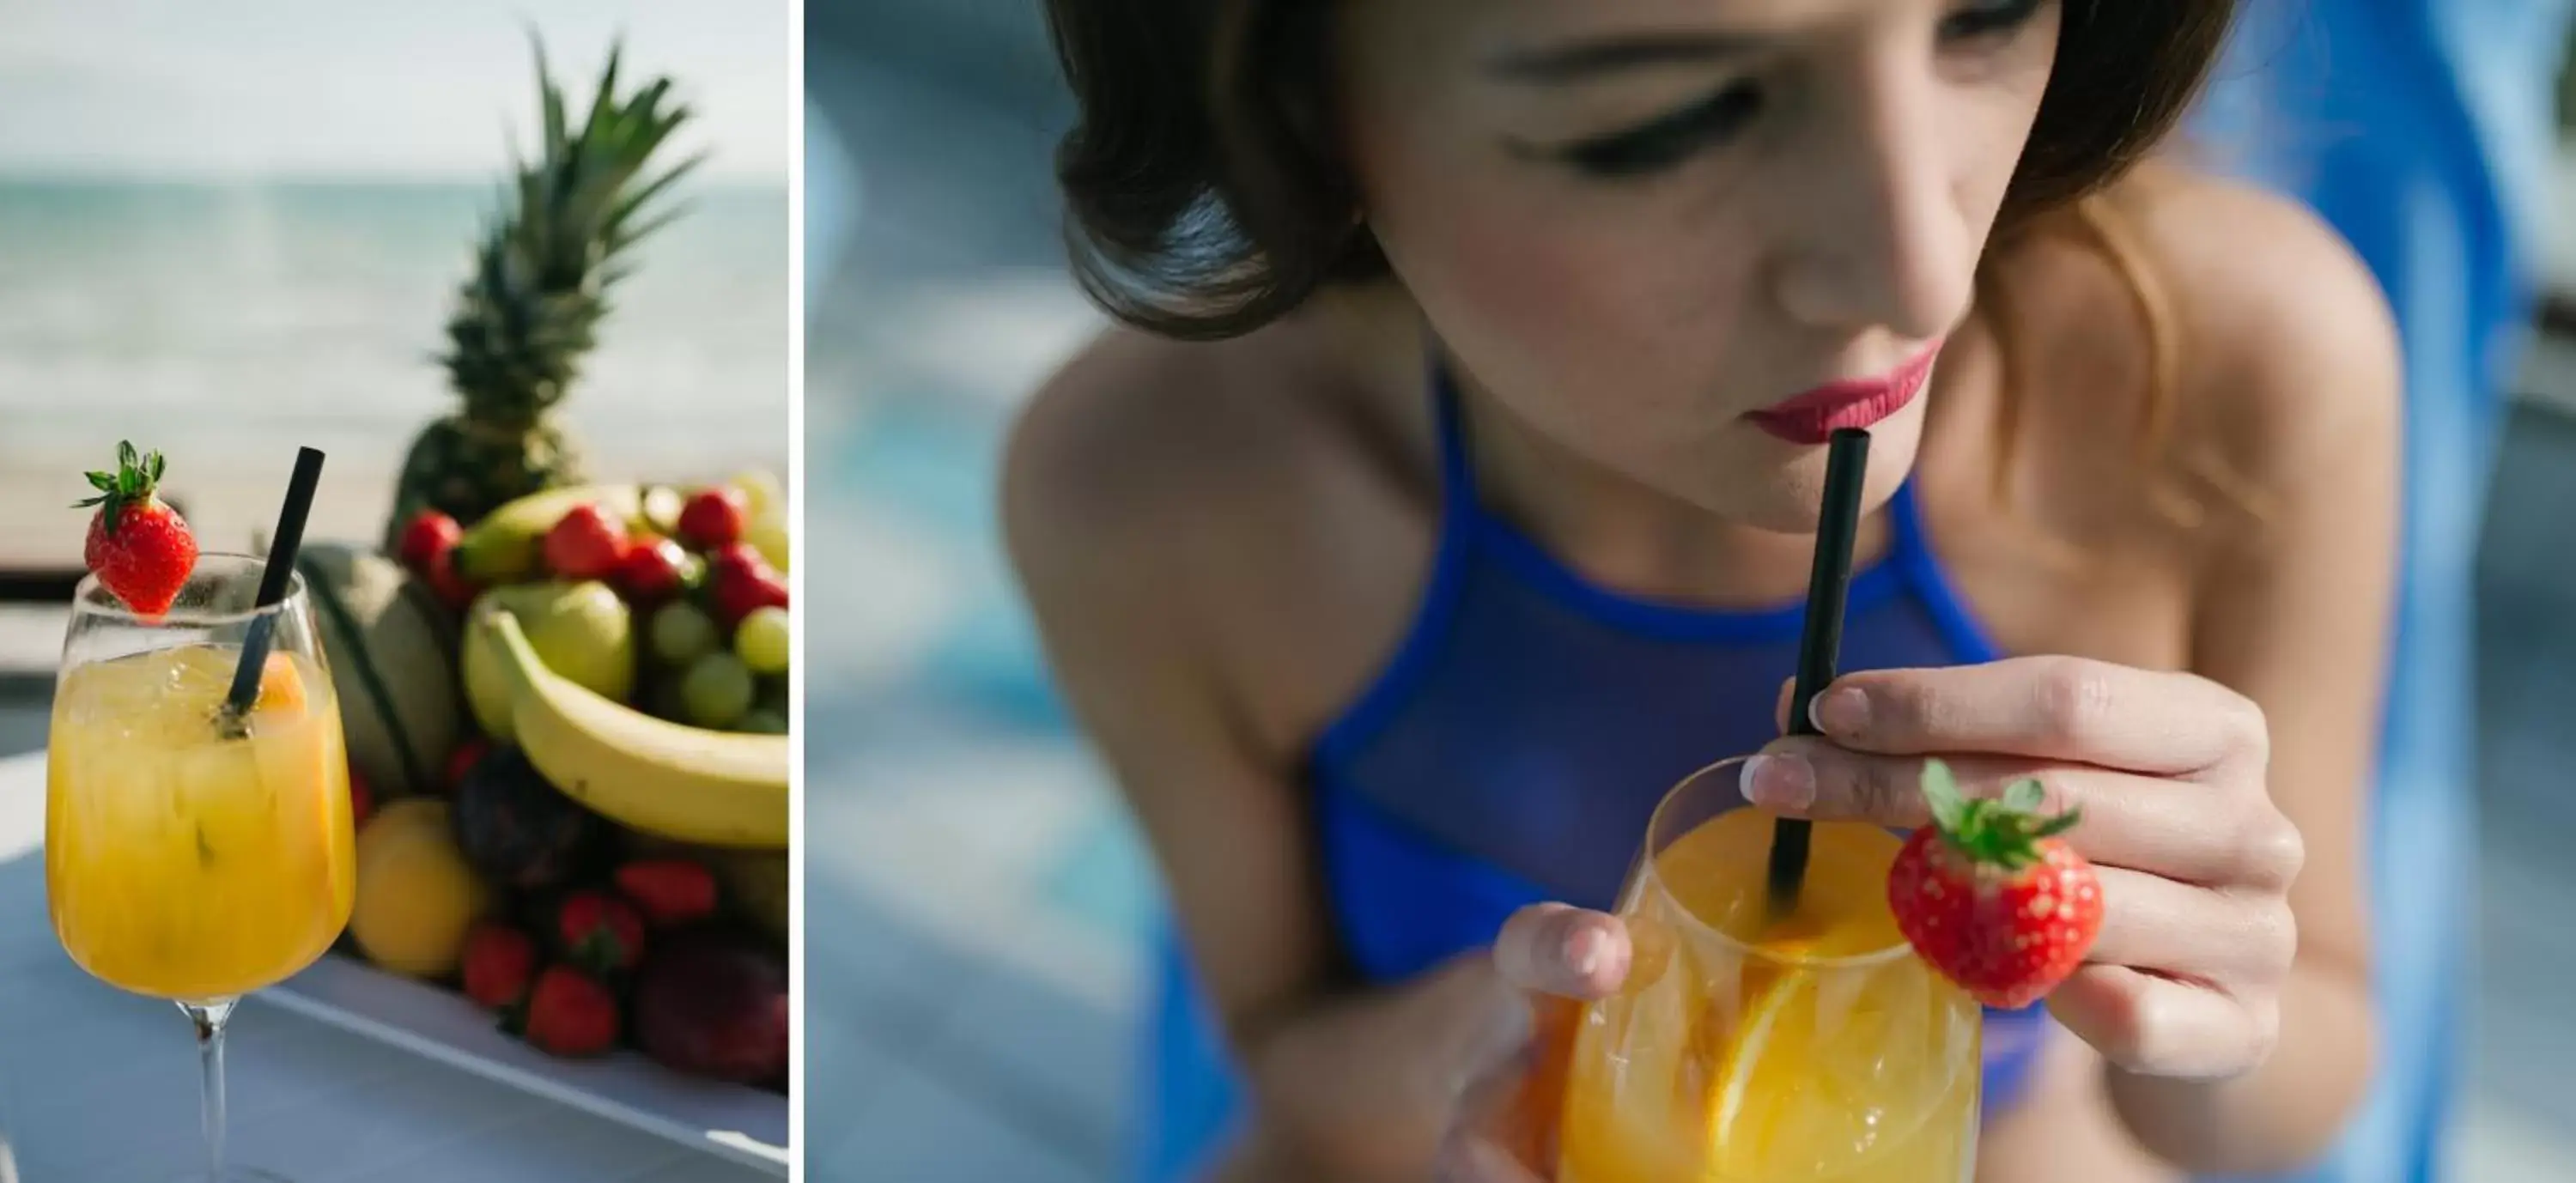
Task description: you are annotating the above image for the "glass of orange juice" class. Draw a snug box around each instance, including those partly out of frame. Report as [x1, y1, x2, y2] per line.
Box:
[48, 555, 358, 1182]
[1535, 756, 1980, 1182]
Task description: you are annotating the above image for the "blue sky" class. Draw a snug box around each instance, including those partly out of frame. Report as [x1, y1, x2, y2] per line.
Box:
[0, 0, 787, 181]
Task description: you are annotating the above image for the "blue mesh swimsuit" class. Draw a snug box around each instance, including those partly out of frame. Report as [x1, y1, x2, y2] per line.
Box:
[1133, 362, 2053, 1182]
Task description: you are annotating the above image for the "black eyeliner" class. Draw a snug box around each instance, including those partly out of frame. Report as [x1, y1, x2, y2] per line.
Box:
[1553, 82, 1763, 178]
[1940, 0, 2048, 40]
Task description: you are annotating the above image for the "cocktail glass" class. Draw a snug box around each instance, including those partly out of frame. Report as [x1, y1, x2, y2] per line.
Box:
[47, 555, 358, 1181]
[1546, 756, 1981, 1181]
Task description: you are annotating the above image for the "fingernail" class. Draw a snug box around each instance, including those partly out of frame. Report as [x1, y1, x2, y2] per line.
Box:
[1565, 925, 1603, 980]
[1811, 686, 1870, 736]
[1742, 753, 1814, 810]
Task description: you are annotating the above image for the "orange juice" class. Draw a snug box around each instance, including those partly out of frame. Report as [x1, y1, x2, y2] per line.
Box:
[1558, 808, 1979, 1181]
[47, 644, 356, 1001]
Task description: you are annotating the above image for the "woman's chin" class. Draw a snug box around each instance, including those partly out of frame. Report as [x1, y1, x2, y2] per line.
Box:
[1689, 422, 1922, 534]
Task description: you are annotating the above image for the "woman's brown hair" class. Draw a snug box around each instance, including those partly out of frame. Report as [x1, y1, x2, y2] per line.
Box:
[1043, 0, 2239, 342]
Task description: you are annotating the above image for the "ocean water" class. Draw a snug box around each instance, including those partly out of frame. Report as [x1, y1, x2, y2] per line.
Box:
[0, 179, 789, 484]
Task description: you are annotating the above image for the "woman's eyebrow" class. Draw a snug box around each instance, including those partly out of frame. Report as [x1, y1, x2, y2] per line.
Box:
[1483, 31, 1753, 84]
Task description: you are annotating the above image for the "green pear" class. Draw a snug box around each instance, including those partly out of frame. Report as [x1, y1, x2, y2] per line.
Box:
[462, 580, 635, 742]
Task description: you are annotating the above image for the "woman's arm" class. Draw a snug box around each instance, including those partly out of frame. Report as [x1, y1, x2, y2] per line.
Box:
[1002, 351, 1556, 1182]
[2100, 175, 2400, 1172]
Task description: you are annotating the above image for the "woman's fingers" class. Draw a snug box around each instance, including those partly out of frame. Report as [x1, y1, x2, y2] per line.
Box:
[2083, 864, 2298, 986]
[1744, 745, 2295, 888]
[2047, 963, 2282, 1080]
[1494, 903, 1631, 999]
[1808, 658, 2268, 777]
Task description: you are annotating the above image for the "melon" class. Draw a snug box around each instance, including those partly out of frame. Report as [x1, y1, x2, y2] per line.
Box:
[298, 543, 463, 798]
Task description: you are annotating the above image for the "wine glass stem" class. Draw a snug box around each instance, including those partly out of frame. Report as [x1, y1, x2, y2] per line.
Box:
[183, 999, 239, 1177]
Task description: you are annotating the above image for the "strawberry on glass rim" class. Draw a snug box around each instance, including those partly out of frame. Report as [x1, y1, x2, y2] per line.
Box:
[75, 440, 198, 618]
[1886, 758, 2104, 1010]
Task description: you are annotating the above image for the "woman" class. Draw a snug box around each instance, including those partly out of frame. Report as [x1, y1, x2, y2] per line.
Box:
[1004, 2, 2397, 1180]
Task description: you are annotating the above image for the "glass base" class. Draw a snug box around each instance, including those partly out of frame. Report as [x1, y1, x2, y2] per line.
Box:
[164, 1170, 290, 1182]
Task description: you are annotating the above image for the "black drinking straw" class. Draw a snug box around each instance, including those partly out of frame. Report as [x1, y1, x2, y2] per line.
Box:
[1765, 428, 1871, 917]
[221, 447, 325, 732]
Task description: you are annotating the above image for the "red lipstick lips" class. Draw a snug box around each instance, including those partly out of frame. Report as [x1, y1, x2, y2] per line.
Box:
[1745, 344, 1943, 445]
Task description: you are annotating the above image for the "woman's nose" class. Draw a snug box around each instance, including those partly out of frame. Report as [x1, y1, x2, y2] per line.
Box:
[1767, 53, 1979, 341]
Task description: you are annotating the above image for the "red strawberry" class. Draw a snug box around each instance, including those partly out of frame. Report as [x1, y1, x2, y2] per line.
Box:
[614, 859, 720, 927]
[76, 442, 198, 617]
[348, 767, 374, 829]
[1886, 760, 2103, 1010]
[397, 510, 464, 576]
[677, 487, 749, 549]
[617, 536, 696, 604]
[706, 541, 762, 582]
[556, 889, 647, 974]
[426, 560, 480, 612]
[544, 504, 630, 581]
[706, 543, 789, 628]
[445, 737, 490, 794]
[513, 965, 619, 1057]
[461, 922, 539, 1010]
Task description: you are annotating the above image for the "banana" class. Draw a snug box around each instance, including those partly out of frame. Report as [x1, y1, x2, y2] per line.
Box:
[477, 609, 788, 849]
[453, 483, 645, 584]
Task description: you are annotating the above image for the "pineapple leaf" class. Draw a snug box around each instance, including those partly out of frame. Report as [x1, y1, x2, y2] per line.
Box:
[605, 157, 701, 240]
[434, 33, 698, 436]
[607, 203, 690, 257]
[532, 36, 568, 172]
[585, 41, 627, 144]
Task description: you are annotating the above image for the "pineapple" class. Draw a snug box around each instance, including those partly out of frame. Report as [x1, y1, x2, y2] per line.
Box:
[386, 39, 702, 550]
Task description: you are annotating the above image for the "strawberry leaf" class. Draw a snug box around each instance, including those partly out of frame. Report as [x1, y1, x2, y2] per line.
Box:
[76, 441, 169, 534]
[2031, 810, 2083, 839]
[1920, 764, 2081, 869]
[1920, 759, 1969, 834]
[568, 928, 625, 973]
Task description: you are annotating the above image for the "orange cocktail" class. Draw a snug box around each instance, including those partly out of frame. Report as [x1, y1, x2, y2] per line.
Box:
[1552, 758, 1981, 1181]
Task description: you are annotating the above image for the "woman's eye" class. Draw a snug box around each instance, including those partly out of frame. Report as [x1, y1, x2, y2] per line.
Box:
[1938, 0, 2048, 42]
[1559, 82, 1765, 179]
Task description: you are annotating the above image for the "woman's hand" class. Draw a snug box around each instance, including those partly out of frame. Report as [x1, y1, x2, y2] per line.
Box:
[1425, 904, 1632, 1183]
[1748, 655, 2302, 1081]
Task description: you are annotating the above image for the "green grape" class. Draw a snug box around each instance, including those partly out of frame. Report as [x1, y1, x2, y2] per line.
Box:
[642, 485, 687, 537]
[733, 606, 792, 675]
[731, 470, 784, 522]
[681, 653, 756, 731]
[652, 601, 720, 666]
[738, 708, 789, 735]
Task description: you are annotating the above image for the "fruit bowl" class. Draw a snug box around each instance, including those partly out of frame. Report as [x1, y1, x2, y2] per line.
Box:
[298, 475, 793, 1170]
[268, 952, 790, 1174]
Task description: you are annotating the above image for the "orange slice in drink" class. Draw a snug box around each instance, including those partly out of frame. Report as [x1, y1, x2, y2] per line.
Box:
[1701, 926, 1958, 1179]
[1703, 936, 1819, 1178]
[255, 651, 309, 717]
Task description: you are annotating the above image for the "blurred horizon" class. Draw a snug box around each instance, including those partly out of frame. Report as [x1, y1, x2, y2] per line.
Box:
[0, 2, 789, 579]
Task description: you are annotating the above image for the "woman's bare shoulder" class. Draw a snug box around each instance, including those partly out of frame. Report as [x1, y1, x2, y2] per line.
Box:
[1002, 318, 1424, 634]
[2107, 164, 2403, 480]
[1012, 327, 1318, 543]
